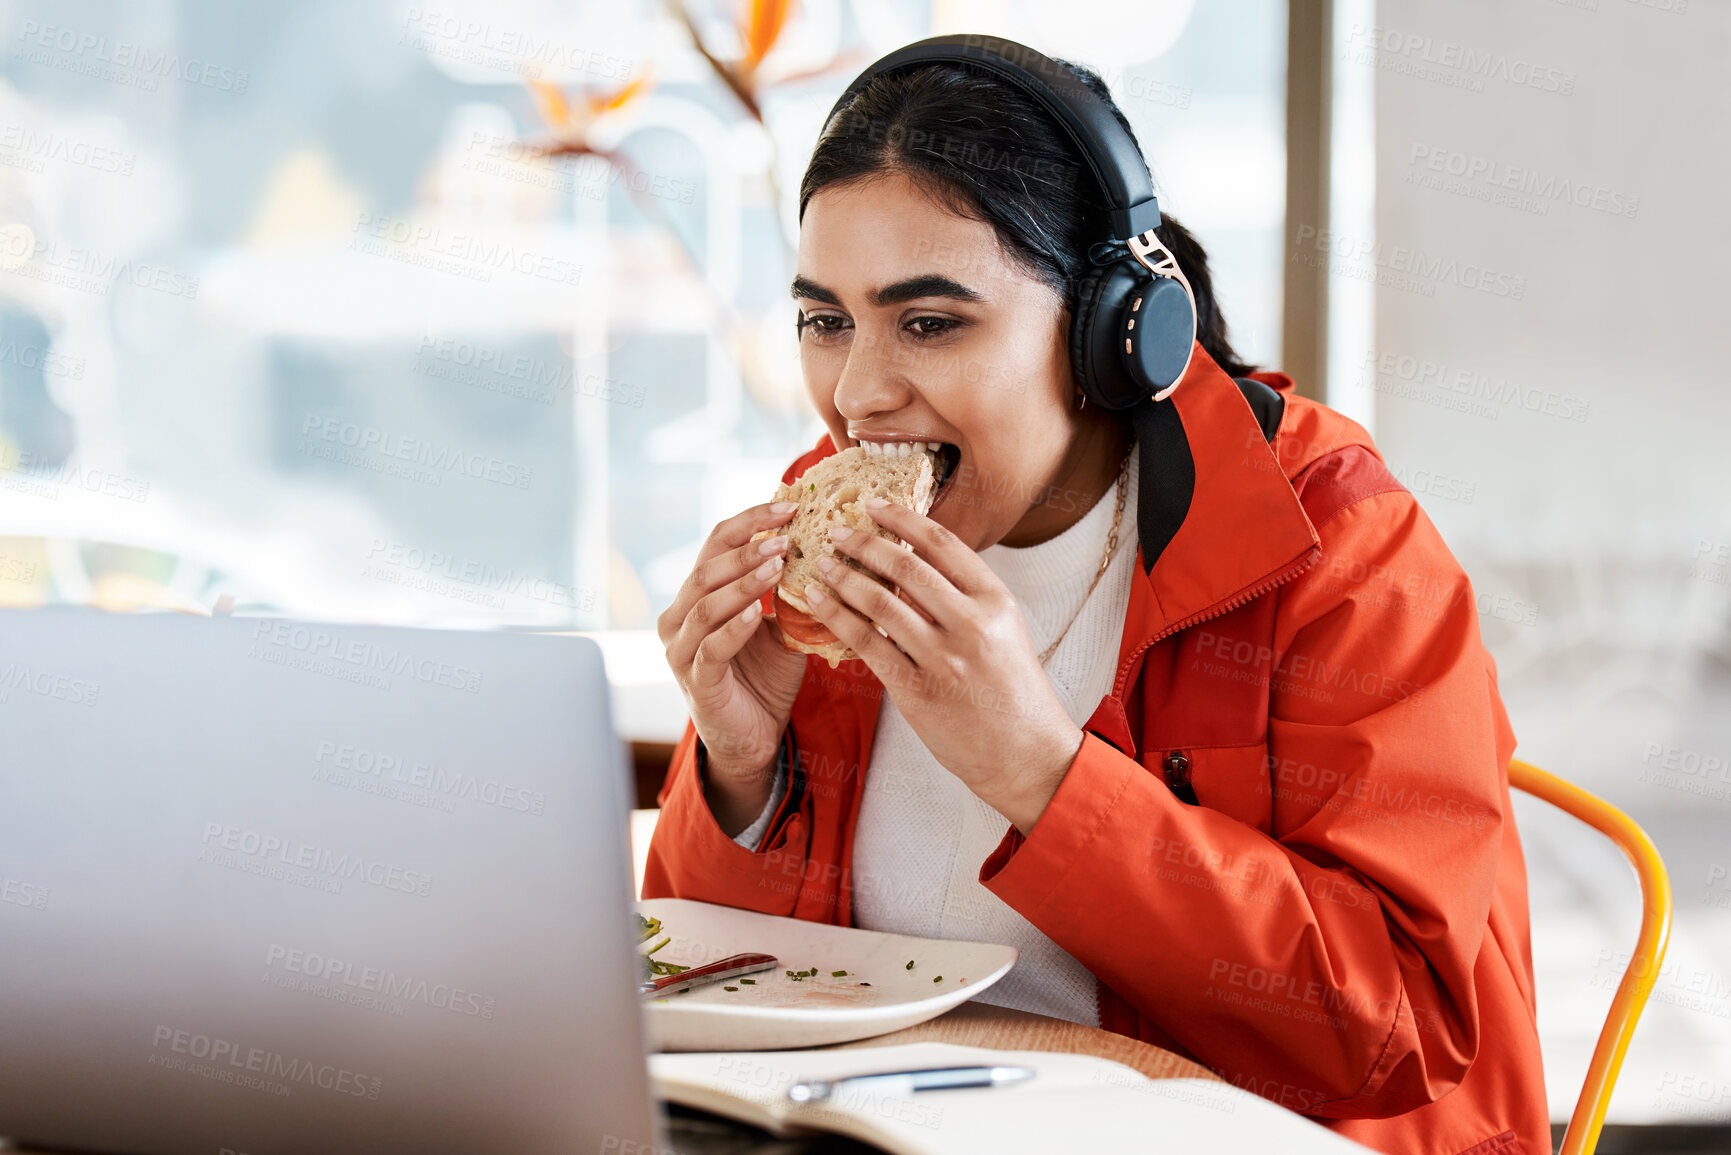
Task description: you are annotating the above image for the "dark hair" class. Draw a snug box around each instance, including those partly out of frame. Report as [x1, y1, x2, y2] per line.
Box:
[799, 57, 1256, 380]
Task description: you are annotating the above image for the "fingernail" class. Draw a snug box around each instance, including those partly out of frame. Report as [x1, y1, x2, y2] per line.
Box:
[755, 556, 782, 580]
[817, 556, 835, 574]
[804, 583, 827, 606]
[771, 501, 798, 514]
[863, 497, 889, 509]
[759, 535, 788, 555]
[741, 601, 761, 624]
[827, 526, 852, 542]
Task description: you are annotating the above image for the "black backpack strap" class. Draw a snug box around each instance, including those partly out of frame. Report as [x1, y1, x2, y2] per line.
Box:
[1131, 376, 1286, 575]
[1234, 376, 1284, 444]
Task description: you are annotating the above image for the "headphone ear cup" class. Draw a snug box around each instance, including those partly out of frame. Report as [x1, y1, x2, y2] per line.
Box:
[1071, 263, 1154, 411]
[1123, 276, 1196, 394]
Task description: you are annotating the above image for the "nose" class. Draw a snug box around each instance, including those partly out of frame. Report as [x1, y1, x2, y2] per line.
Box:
[831, 330, 916, 423]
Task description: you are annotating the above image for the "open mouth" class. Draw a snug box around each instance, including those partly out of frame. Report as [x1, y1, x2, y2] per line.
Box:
[856, 440, 962, 510]
[931, 442, 961, 508]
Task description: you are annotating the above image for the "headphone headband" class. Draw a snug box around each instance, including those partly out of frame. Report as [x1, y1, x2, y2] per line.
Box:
[820, 34, 1162, 240]
[822, 34, 1197, 408]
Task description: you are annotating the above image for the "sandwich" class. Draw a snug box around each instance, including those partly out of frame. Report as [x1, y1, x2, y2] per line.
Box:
[762, 441, 955, 667]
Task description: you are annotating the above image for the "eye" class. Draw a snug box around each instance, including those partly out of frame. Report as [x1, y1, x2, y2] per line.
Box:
[796, 312, 851, 342]
[905, 316, 962, 340]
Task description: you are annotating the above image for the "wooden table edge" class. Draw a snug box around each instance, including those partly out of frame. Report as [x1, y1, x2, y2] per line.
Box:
[815, 999, 1222, 1083]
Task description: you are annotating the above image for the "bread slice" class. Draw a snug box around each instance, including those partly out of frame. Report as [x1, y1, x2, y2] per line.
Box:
[761, 445, 937, 667]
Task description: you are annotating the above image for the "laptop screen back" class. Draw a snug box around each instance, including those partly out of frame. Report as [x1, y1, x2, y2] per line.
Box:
[0, 608, 665, 1155]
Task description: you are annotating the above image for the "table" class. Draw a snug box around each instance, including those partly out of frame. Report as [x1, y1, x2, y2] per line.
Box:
[825, 999, 1217, 1081]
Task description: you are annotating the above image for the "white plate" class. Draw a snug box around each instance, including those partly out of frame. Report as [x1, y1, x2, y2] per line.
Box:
[637, 898, 1018, 1052]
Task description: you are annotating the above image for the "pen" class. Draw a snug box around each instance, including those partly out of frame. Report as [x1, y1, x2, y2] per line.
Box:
[786, 1065, 1036, 1102]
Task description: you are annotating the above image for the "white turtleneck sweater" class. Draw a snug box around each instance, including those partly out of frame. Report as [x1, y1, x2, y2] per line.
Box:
[731, 446, 1141, 1028]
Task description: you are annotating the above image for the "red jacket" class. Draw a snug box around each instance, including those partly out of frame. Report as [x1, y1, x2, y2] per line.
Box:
[644, 344, 1548, 1155]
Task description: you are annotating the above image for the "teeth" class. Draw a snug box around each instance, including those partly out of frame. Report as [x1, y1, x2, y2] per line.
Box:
[858, 439, 944, 456]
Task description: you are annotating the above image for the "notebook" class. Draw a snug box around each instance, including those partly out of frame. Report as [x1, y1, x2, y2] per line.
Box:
[651, 1040, 1374, 1154]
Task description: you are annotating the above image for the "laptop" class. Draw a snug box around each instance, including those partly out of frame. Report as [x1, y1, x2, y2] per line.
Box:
[0, 607, 670, 1155]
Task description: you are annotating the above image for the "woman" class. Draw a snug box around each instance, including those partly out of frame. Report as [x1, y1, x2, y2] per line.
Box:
[645, 46, 1547, 1155]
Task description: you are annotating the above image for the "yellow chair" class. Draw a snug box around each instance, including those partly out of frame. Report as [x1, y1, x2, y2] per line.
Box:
[1507, 759, 1673, 1155]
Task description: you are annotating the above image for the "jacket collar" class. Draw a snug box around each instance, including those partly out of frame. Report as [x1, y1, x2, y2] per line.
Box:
[1113, 343, 1322, 686]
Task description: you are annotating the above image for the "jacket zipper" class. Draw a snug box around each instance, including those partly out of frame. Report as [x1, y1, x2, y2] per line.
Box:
[1111, 544, 1323, 702]
[1093, 546, 1321, 1025]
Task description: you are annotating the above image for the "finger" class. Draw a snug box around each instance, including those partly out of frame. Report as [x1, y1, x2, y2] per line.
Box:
[799, 579, 917, 687]
[825, 524, 965, 625]
[861, 500, 990, 595]
[896, 585, 936, 626]
[701, 501, 799, 564]
[658, 510, 792, 643]
[688, 532, 789, 610]
[666, 553, 783, 673]
[688, 598, 767, 696]
[815, 553, 940, 659]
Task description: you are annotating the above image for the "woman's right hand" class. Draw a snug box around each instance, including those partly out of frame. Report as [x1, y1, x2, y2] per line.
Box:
[658, 501, 810, 833]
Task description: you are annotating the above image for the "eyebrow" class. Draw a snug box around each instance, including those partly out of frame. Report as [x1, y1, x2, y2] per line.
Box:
[791, 274, 984, 307]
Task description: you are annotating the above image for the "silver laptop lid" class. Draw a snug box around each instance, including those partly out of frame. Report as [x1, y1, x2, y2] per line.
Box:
[0, 607, 666, 1155]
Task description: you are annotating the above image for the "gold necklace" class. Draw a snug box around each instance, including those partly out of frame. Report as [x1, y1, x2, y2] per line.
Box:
[1038, 459, 1129, 665]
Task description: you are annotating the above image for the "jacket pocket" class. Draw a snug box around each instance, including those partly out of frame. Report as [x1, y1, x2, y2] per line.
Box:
[1169, 744, 1272, 833]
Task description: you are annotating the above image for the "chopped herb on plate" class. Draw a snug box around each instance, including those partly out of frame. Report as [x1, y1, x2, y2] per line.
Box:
[635, 913, 691, 981]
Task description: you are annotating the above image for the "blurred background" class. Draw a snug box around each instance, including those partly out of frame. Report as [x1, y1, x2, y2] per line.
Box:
[0, 0, 1725, 1141]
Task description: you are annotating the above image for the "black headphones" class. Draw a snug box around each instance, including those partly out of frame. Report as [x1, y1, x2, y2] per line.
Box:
[821, 33, 1198, 411]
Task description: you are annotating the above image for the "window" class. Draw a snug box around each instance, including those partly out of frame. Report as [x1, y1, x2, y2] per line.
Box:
[0, 0, 1286, 632]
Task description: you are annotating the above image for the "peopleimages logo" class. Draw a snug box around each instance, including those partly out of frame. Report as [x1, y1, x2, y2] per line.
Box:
[349, 212, 583, 286]
[1, 870, 50, 910]
[1342, 23, 1576, 96]
[1293, 226, 1526, 300]
[313, 739, 547, 815]
[265, 944, 497, 1018]
[299, 414, 534, 489]
[0, 122, 135, 175]
[246, 618, 484, 694]
[199, 821, 434, 897]
[14, 21, 251, 94]
[148, 1025, 380, 1098]
[0, 661, 100, 707]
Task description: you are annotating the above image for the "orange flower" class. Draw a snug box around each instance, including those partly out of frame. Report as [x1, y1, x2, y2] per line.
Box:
[739, 0, 795, 75]
[527, 70, 654, 153]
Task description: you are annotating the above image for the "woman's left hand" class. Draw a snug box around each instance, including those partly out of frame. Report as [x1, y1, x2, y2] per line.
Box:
[798, 497, 1084, 835]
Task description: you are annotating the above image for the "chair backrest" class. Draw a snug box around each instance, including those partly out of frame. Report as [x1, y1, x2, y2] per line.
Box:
[1506, 759, 1673, 1155]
